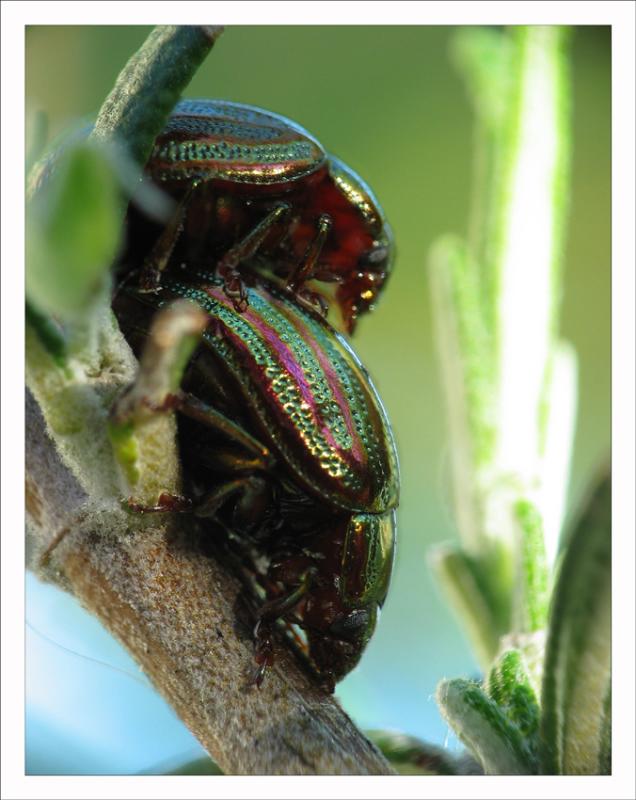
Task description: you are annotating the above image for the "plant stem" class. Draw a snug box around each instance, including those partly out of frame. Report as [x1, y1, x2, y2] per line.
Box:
[26, 391, 394, 775]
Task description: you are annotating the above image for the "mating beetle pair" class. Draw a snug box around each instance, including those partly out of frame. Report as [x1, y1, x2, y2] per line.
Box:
[114, 99, 399, 690]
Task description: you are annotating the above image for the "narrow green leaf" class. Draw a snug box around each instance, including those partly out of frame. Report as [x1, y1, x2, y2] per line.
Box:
[166, 757, 223, 775]
[513, 499, 549, 633]
[431, 545, 501, 668]
[538, 341, 578, 569]
[91, 26, 224, 168]
[487, 650, 540, 751]
[490, 27, 572, 489]
[598, 683, 611, 775]
[367, 730, 476, 775]
[107, 419, 140, 487]
[27, 142, 122, 320]
[431, 542, 513, 669]
[540, 470, 611, 774]
[437, 678, 537, 774]
[429, 237, 497, 473]
[451, 27, 513, 133]
[25, 300, 67, 368]
[451, 28, 512, 306]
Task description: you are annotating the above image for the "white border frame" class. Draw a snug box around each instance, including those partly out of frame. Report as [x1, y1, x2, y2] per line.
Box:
[3, 3, 634, 798]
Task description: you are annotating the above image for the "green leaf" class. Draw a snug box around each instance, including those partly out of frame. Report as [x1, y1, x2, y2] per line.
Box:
[451, 27, 513, 133]
[367, 730, 477, 775]
[27, 141, 122, 321]
[166, 756, 223, 775]
[25, 300, 67, 368]
[487, 27, 572, 494]
[429, 237, 497, 473]
[437, 678, 537, 775]
[487, 650, 540, 747]
[598, 683, 611, 775]
[107, 418, 140, 487]
[91, 25, 224, 168]
[540, 470, 611, 774]
[513, 499, 549, 634]
[538, 341, 578, 569]
[431, 542, 512, 668]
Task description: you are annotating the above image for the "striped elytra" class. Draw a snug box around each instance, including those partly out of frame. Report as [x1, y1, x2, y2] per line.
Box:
[150, 99, 327, 185]
[113, 276, 399, 688]
[173, 275, 398, 513]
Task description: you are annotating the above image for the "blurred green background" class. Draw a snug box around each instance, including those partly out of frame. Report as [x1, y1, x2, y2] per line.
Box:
[26, 26, 610, 775]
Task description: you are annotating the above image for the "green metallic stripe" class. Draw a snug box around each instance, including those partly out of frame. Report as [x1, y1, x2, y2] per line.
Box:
[153, 139, 320, 167]
[166, 279, 368, 504]
[247, 291, 357, 453]
[266, 294, 366, 463]
[169, 99, 326, 150]
[272, 291, 399, 509]
[226, 288, 366, 493]
[169, 276, 399, 512]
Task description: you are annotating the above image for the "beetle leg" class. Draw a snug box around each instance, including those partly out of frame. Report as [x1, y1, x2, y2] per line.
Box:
[252, 623, 275, 687]
[125, 492, 193, 514]
[284, 214, 332, 318]
[193, 474, 270, 532]
[176, 392, 274, 469]
[251, 568, 316, 687]
[287, 213, 332, 291]
[192, 478, 247, 517]
[257, 567, 316, 623]
[217, 201, 291, 311]
[138, 183, 197, 293]
[294, 287, 330, 319]
[193, 446, 272, 475]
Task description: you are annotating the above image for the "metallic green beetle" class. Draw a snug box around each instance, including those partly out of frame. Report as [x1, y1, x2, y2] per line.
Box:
[114, 274, 399, 690]
[125, 99, 395, 334]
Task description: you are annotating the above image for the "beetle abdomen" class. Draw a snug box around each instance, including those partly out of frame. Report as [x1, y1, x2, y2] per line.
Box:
[163, 276, 399, 514]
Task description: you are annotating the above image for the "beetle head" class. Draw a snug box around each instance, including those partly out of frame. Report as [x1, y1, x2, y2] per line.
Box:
[308, 604, 379, 687]
[338, 229, 395, 334]
[301, 511, 396, 684]
[326, 156, 395, 332]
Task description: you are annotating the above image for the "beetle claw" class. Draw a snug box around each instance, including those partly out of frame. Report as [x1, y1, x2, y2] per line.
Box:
[252, 618, 276, 687]
[292, 287, 329, 318]
[221, 270, 249, 312]
[125, 492, 192, 514]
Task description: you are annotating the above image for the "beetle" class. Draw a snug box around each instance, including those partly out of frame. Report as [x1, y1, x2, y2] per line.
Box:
[122, 99, 394, 334]
[113, 273, 399, 690]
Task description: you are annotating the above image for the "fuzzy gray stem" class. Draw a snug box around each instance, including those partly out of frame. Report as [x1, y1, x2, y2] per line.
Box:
[26, 391, 394, 776]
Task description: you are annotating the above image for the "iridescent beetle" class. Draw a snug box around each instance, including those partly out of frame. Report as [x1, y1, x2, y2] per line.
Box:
[114, 274, 399, 690]
[125, 99, 394, 334]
